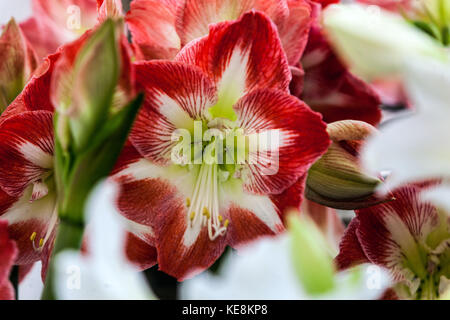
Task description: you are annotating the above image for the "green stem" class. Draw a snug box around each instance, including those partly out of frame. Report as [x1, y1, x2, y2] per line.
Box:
[41, 218, 85, 300]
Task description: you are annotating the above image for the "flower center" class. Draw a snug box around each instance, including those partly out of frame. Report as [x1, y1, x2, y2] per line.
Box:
[399, 239, 450, 299]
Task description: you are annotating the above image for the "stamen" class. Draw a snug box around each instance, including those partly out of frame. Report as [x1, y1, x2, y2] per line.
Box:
[203, 207, 210, 219]
[30, 232, 44, 251]
[224, 219, 230, 228]
[186, 198, 191, 207]
[187, 164, 229, 241]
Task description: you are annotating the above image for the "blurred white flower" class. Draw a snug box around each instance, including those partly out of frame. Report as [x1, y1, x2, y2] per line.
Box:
[323, 3, 448, 80]
[422, 186, 450, 214]
[54, 181, 155, 300]
[362, 58, 450, 197]
[180, 215, 390, 300]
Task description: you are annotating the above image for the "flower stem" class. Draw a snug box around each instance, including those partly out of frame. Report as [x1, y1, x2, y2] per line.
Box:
[41, 218, 85, 300]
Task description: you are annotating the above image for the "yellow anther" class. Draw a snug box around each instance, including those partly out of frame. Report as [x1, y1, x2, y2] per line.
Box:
[39, 238, 44, 248]
[190, 211, 195, 221]
[218, 215, 223, 222]
[224, 219, 230, 228]
[30, 232, 37, 242]
[202, 207, 210, 219]
[186, 198, 191, 207]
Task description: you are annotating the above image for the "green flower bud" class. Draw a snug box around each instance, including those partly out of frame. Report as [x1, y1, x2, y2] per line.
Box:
[0, 19, 37, 112]
[306, 120, 390, 210]
[287, 213, 336, 295]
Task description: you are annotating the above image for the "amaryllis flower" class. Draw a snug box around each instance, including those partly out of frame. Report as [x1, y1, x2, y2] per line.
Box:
[0, 220, 17, 300]
[113, 12, 330, 280]
[126, 0, 312, 64]
[19, 0, 122, 59]
[336, 184, 450, 300]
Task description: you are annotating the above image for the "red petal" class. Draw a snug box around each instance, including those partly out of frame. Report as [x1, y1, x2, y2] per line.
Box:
[0, 189, 17, 217]
[156, 205, 227, 280]
[299, 25, 381, 126]
[225, 203, 280, 249]
[176, 11, 291, 99]
[0, 111, 54, 197]
[234, 89, 330, 195]
[176, 0, 289, 47]
[21, 0, 98, 59]
[131, 61, 217, 165]
[270, 174, 307, 217]
[310, 0, 339, 7]
[335, 217, 369, 270]
[0, 282, 15, 300]
[277, 0, 312, 64]
[125, 232, 157, 270]
[0, 220, 17, 293]
[126, 0, 181, 60]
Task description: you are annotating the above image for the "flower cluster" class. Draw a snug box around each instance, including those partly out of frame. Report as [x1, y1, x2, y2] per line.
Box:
[0, 0, 448, 301]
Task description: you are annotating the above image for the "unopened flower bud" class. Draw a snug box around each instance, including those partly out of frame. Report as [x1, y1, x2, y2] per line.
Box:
[306, 120, 389, 209]
[0, 19, 38, 112]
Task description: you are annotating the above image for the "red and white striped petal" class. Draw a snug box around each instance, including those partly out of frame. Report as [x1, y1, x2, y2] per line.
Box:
[355, 186, 439, 277]
[126, 0, 181, 60]
[176, 11, 291, 111]
[130, 61, 217, 164]
[220, 183, 284, 249]
[0, 220, 17, 300]
[299, 25, 381, 126]
[1, 188, 57, 266]
[176, 0, 289, 47]
[234, 89, 329, 195]
[277, 0, 312, 65]
[0, 111, 54, 198]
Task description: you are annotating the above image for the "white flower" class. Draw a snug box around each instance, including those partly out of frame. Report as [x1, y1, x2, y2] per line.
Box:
[323, 3, 448, 80]
[54, 181, 155, 300]
[362, 57, 450, 194]
[180, 216, 390, 300]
